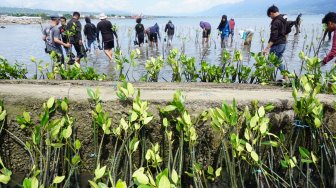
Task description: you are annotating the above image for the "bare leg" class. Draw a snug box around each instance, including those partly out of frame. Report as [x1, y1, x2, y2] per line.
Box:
[104, 49, 113, 62]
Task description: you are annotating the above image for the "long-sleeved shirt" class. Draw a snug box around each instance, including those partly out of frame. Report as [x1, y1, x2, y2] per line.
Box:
[323, 30, 336, 64]
[200, 21, 211, 30]
[268, 15, 286, 45]
[84, 23, 97, 41]
[149, 23, 160, 39]
[219, 22, 230, 38]
[66, 18, 82, 44]
[97, 20, 118, 42]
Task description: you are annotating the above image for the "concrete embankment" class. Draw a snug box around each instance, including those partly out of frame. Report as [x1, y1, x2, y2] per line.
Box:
[0, 80, 335, 186]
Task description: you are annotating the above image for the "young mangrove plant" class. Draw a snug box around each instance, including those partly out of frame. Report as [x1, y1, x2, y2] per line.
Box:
[144, 56, 164, 82]
[167, 48, 182, 82]
[0, 101, 12, 185]
[14, 97, 81, 187]
[0, 56, 27, 79]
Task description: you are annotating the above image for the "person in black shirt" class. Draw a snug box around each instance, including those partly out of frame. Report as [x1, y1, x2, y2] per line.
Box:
[97, 13, 118, 62]
[67, 12, 84, 63]
[84, 17, 98, 55]
[135, 18, 145, 47]
[263, 5, 287, 75]
[59, 17, 69, 53]
[164, 20, 175, 47]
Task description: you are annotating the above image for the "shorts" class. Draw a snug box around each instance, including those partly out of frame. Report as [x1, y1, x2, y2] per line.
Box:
[202, 29, 211, 38]
[103, 40, 114, 50]
[137, 33, 145, 45]
[149, 33, 158, 42]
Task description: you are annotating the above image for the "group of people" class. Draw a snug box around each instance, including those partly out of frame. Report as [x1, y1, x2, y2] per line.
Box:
[262, 5, 335, 81]
[42, 12, 120, 64]
[42, 8, 336, 72]
[199, 17, 235, 48]
[134, 18, 175, 48]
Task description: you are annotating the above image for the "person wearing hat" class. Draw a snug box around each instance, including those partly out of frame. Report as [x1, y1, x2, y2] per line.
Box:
[42, 15, 71, 64]
[66, 11, 84, 63]
[164, 20, 175, 47]
[97, 13, 118, 62]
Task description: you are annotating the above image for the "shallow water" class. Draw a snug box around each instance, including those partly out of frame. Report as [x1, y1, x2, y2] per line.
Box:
[0, 15, 334, 80]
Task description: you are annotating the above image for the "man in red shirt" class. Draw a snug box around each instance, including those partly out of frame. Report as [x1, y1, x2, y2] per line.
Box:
[321, 12, 336, 65]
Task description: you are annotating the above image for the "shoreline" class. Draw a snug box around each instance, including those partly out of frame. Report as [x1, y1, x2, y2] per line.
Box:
[0, 15, 43, 24]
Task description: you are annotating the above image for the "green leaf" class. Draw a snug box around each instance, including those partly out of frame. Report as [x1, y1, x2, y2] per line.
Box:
[162, 105, 177, 112]
[299, 147, 310, 159]
[23, 111, 30, 122]
[130, 111, 138, 122]
[94, 165, 106, 180]
[87, 88, 95, 99]
[96, 103, 102, 113]
[116, 179, 127, 188]
[158, 175, 170, 188]
[280, 160, 288, 168]
[133, 103, 141, 112]
[0, 174, 11, 184]
[127, 83, 135, 96]
[62, 125, 72, 139]
[171, 169, 178, 184]
[0, 110, 6, 121]
[132, 141, 140, 153]
[88, 180, 99, 188]
[61, 101, 68, 112]
[207, 166, 214, 175]
[31, 177, 39, 188]
[301, 159, 313, 164]
[259, 122, 268, 134]
[314, 117, 321, 128]
[120, 118, 129, 130]
[75, 139, 81, 150]
[183, 111, 191, 125]
[311, 152, 318, 164]
[258, 106, 265, 117]
[53, 176, 65, 184]
[215, 167, 222, 177]
[250, 115, 258, 128]
[143, 116, 153, 125]
[71, 155, 81, 166]
[47, 97, 55, 109]
[133, 168, 149, 185]
[251, 151, 259, 162]
[245, 143, 253, 153]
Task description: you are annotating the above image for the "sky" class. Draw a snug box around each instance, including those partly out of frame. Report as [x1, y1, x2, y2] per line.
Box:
[0, 0, 244, 15]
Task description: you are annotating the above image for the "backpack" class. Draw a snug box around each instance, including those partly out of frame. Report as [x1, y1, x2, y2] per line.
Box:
[285, 21, 296, 35]
[44, 26, 56, 53]
[169, 23, 174, 30]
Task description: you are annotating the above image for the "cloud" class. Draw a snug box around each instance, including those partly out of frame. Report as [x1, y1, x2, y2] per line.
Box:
[0, 0, 243, 15]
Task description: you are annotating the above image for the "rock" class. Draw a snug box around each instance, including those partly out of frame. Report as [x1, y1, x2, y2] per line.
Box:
[0, 26, 5, 29]
[0, 15, 42, 25]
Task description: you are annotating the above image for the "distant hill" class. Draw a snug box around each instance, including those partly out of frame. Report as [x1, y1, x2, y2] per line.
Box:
[0, 7, 130, 16]
[196, 0, 334, 17]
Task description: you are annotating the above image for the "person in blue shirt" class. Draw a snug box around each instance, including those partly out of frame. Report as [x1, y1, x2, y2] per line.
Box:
[217, 15, 230, 48]
[149, 23, 161, 48]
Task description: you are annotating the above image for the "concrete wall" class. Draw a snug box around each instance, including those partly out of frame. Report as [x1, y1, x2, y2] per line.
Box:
[0, 80, 335, 186]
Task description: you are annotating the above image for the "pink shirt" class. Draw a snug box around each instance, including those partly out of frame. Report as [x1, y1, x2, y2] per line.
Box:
[324, 29, 336, 64]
